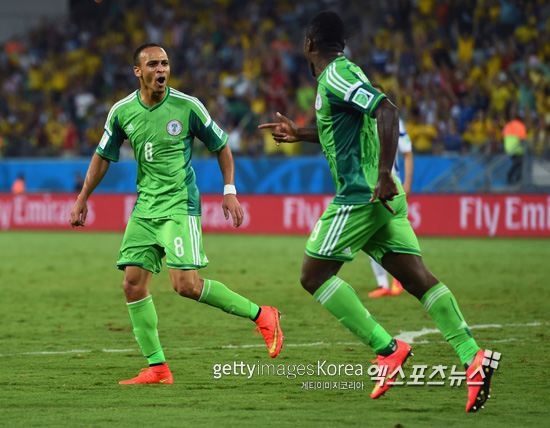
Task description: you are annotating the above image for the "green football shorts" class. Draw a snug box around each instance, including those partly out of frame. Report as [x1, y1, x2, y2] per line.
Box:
[305, 194, 421, 264]
[117, 214, 209, 273]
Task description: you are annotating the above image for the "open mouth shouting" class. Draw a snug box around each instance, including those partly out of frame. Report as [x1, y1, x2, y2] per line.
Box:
[156, 76, 166, 88]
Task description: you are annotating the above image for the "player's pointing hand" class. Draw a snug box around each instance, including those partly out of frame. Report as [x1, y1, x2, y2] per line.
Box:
[258, 112, 300, 145]
[370, 172, 398, 214]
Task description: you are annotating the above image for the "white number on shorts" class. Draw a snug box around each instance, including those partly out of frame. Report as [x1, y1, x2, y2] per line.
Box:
[144, 142, 153, 162]
[174, 237, 184, 257]
[310, 220, 323, 242]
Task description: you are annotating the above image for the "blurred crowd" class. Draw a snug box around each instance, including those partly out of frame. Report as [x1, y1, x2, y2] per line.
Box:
[0, 0, 549, 159]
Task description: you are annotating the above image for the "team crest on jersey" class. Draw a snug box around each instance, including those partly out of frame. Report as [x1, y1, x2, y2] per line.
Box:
[167, 119, 183, 136]
[315, 93, 323, 110]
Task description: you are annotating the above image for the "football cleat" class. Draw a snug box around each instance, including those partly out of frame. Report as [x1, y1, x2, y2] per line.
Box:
[466, 350, 495, 412]
[119, 362, 174, 384]
[255, 306, 283, 358]
[390, 278, 404, 296]
[371, 339, 412, 399]
[368, 287, 392, 298]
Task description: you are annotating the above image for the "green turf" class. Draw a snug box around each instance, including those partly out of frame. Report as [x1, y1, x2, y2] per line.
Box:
[1, 231, 549, 427]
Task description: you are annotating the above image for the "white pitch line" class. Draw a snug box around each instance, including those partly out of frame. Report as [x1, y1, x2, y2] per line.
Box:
[395, 321, 545, 343]
[0, 322, 546, 358]
[94, 342, 332, 354]
[0, 349, 92, 357]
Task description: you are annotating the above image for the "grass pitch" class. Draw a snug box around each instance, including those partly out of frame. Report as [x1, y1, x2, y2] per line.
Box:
[1, 231, 549, 427]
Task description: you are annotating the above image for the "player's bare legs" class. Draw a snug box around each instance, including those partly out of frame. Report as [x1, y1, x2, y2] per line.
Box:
[169, 268, 203, 300]
[380, 253, 439, 300]
[119, 265, 171, 384]
[300, 253, 411, 398]
[300, 255, 343, 294]
[122, 265, 153, 302]
[169, 268, 283, 357]
[382, 251, 488, 409]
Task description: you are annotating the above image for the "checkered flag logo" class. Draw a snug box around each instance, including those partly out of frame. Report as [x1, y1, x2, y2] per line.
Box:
[482, 350, 501, 370]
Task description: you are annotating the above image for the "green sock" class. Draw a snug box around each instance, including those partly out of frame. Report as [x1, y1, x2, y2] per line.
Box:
[199, 279, 260, 320]
[313, 276, 393, 353]
[421, 283, 481, 366]
[127, 295, 166, 365]
[377, 338, 397, 357]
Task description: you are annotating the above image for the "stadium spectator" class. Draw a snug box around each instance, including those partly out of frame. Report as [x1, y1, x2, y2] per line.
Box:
[462, 109, 498, 151]
[259, 10, 493, 413]
[73, 172, 84, 192]
[0, 0, 549, 158]
[533, 116, 550, 158]
[442, 119, 466, 154]
[453, 93, 478, 134]
[407, 112, 438, 153]
[503, 110, 528, 184]
[11, 174, 25, 194]
[489, 73, 513, 121]
[226, 122, 244, 155]
[69, 43, 283, 385]
[295, 74, 316, 118]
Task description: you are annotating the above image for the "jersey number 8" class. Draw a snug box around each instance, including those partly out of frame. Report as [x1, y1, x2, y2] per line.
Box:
[145, 142, 154, 162]
[174, 237, 184, 257]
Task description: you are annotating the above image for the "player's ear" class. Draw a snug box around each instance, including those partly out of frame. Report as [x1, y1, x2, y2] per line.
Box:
[133, 65, 141, 78]
[305, 38, 313, 52]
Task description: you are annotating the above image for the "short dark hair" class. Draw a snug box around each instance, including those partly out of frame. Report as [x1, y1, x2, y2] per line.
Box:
[306, 11, 345, 53]
[134, 43, 162, 66]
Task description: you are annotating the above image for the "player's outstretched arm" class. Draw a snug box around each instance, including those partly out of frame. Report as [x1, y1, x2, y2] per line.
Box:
[69, 153, 111, 228]
[258, 112, 320, 145]
[371, 98, 400, 214]
[216, 144, 244, 228]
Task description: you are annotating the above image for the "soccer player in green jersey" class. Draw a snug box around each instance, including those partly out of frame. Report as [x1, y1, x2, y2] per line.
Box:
[259, 11, 494, 412]
[69, 43, 283, 384]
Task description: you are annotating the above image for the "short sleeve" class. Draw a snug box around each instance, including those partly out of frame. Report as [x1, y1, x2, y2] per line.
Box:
[323, 63, 386, 117]
[346, 83, 386, 117]
[189, 101, 228, 152]
[96, 115, 126, 162]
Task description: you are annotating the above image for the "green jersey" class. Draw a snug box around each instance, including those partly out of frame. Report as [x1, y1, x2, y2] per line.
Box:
[97, 87, 228, 218]
[315, 56, 401, 204]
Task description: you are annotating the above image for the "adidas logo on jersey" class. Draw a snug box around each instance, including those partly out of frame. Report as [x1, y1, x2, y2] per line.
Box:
[126, 124, 135, 132]
[341, 247, 352, 255]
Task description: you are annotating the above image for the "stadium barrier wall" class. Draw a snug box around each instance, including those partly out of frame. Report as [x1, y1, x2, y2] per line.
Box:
[1, 193, 549, 237]
[0, 156, 455, 194]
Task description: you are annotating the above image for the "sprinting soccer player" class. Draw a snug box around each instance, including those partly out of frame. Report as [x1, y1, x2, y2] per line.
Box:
[368, 85, 413, 298]
[259, 11, 493, 412]
[69, 43, 283, 384]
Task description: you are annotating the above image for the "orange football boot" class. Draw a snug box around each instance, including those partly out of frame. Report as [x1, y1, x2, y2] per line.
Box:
[254, 306, 283, 358]
[466, 349, 496, 412]
[371, 340, 412, 399]
[368, 287, 392, 298]
[119, 362, 174, 384]
[390, 278, 404, 296]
